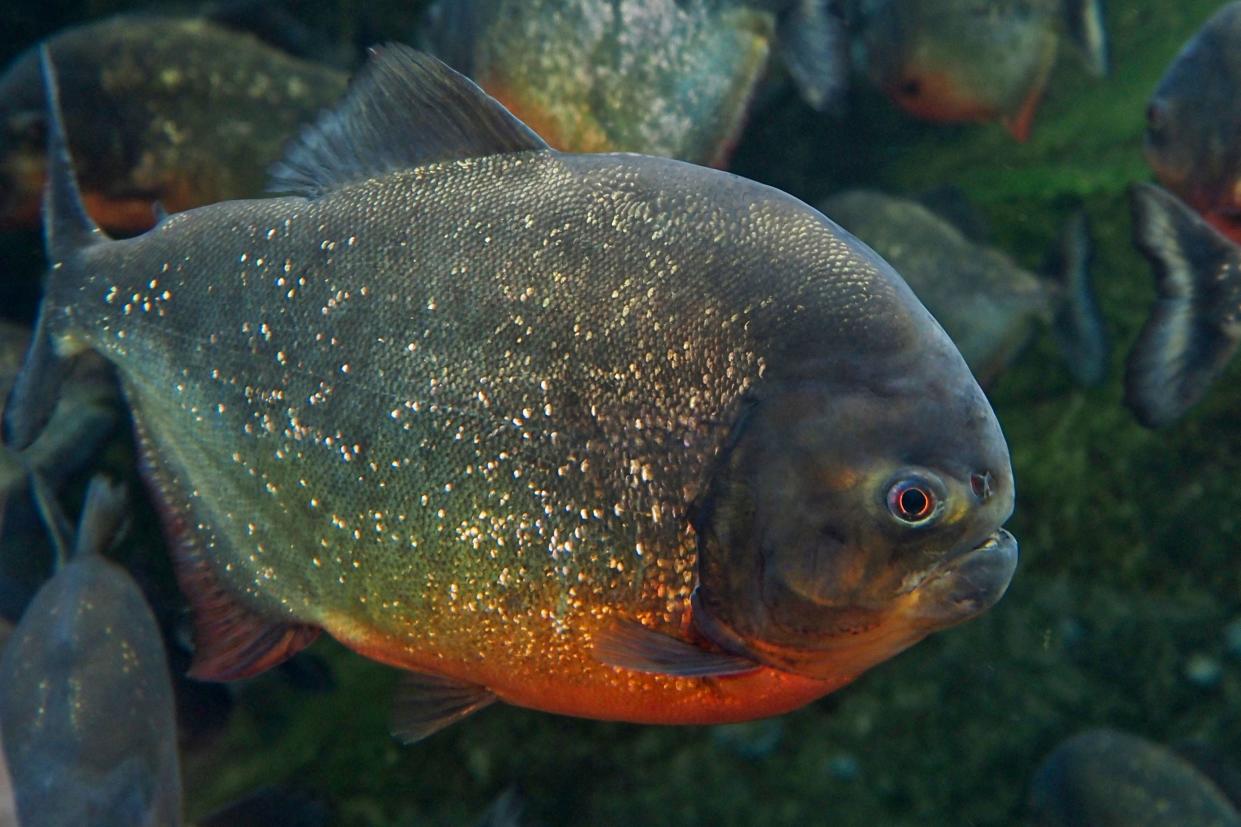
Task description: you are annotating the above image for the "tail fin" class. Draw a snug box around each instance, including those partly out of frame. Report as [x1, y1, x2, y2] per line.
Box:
[1062, 0, 1109, 77]
[1049, 209, 1109, 387]
[1125, 183, 1241, 428]
[2, 46, 107, 450]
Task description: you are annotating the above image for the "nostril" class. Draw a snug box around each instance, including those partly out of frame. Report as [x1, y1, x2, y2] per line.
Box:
[970, 471, 993, 500]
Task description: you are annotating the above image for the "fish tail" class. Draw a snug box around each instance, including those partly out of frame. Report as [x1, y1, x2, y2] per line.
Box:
[28, 472, 126, 570]
[1049, 209, 1109, 387]
[1125, 183, 1241, 428]
[1062, 0, 1109, 77]
[776, 0, 850, 112]
[2, 45, 108, 451]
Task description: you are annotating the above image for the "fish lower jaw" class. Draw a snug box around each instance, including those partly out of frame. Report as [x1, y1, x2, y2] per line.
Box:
[905, 528, 1019, 628]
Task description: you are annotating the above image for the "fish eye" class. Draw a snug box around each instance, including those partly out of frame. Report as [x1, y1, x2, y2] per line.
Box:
[1145, 101, 1167, 133]
[886, 477, 938, 525]
[899, 79, 922, 98]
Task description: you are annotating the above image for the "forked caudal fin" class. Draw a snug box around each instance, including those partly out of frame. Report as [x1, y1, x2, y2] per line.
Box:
[1125, 183, 1241, 428]
[3, 46, 109, 451]
[1048, 209, 1109, 388]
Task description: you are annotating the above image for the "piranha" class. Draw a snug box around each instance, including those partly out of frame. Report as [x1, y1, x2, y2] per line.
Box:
[1029, 729, 1241, 827]
[8, 45, 1017, 741]
[1125, 183, 1241, 428]
[0, 476, 183, 827]
[819, 189, 1108, 387]
[0, 14, 347, 234]
[421, 0, 846, 166]
[854, 0, 1109, 141]
[1144, 2, 1241, 245]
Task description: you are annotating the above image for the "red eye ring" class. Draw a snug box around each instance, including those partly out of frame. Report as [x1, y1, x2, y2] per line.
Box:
[888, 480, 936, 523]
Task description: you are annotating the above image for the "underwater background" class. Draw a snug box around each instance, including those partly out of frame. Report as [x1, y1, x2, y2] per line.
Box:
[0, 1, 1238, 825]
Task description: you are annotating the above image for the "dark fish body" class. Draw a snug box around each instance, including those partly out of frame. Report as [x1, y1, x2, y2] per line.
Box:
[855, 0, 1107, 140]
[0, 15, 346, 233]
[1030, 729, 1241, 827]
[1126, 183, 1241, 428]
[820, 190, 1107, 386]
[0, 479, 182, 827]
[22, 48, 1016, 733]
[1144, 1, 1241, 244]
[821, 190, 1054, 382]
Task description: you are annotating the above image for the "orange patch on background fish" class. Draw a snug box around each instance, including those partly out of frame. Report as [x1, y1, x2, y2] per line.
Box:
[885, 70, 996, 125]
[1205, 209, 1241, 246]
[1000, 50, 1055, 142]
[480, 76, 612, 154]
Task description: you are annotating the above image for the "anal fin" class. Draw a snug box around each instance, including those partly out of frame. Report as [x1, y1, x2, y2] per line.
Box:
[130, 404, 319, 681]
[592, 618, 759, 678]
[391, 670, 496, 744]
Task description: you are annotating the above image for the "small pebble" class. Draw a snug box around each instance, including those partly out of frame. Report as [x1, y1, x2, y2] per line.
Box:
[1184, 653, 1223, 689]
[825, 752, 861, 781]
[1224, 618, 1241, 660]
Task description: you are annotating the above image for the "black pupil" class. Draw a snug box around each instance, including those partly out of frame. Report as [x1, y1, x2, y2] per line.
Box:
[901, 79, 922, 97]
[899, 487, 929, 518]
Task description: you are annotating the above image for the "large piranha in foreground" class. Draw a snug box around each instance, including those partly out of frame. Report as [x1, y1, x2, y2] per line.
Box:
[7, 45, 1017, 740]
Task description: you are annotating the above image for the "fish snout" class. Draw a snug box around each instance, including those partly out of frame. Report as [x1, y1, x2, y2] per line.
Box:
[910, 528, 1019, 629]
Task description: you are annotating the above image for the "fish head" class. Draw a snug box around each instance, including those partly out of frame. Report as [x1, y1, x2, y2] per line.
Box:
[1143, 3, 1241, 220]
[692, 331, 1016, 680]
[860, 0, 1058, 140]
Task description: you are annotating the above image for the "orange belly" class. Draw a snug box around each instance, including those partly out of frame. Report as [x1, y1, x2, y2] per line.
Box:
[336, 619, 848, 726]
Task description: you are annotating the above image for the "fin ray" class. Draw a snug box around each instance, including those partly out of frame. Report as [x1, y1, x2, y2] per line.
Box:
[592, 618, 759, 678]
[269, 44, 548, 198]
[390, 671, 496, 743]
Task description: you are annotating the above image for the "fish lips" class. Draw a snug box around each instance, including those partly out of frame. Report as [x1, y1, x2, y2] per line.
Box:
[907, 528, 1019, 629]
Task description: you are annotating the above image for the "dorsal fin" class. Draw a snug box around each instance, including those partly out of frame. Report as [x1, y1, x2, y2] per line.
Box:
[39, 45, 107, 262]
[269, 44, 549, 198]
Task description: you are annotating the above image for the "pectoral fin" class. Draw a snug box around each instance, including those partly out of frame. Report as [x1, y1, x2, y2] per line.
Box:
[391, 671, 497, 744]
[592, 618, 759, 678]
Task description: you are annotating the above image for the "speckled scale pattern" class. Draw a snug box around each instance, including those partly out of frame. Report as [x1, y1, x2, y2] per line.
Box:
[50, 149, 931, 708]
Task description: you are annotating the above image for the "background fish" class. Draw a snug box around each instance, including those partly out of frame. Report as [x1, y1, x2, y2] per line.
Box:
[10, 45, 1016, 741]
[1029, 728, 1241, 827]
[1125, 183, 1241, 427]
[1143, 1, 1241, 244]
[0, 319, 116, 622]
[854, 0, 1108, 140]
[0, 14, 346, 233]
[0, 476, 184, 827]
[819, 189, 1107, 386]
[421, 0, 846, 166]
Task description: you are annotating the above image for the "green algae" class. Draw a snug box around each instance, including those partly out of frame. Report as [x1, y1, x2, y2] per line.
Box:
[3, 1, 1240, 825]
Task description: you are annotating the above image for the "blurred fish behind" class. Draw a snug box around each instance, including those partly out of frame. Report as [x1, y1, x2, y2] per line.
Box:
[853, 0, 1108, 140]
[0, 319, 116, 622]
[0, 14, 346, 233]
[1030, 729, 1241, 827]
[1143, 1, 1241, 244]
[819, 189, 1107, 386]
[421, 0, 847, 165]
[0, 477, 183, 827]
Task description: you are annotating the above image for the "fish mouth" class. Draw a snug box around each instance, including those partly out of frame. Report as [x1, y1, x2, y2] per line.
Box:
[908, 528, 1019, 628]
